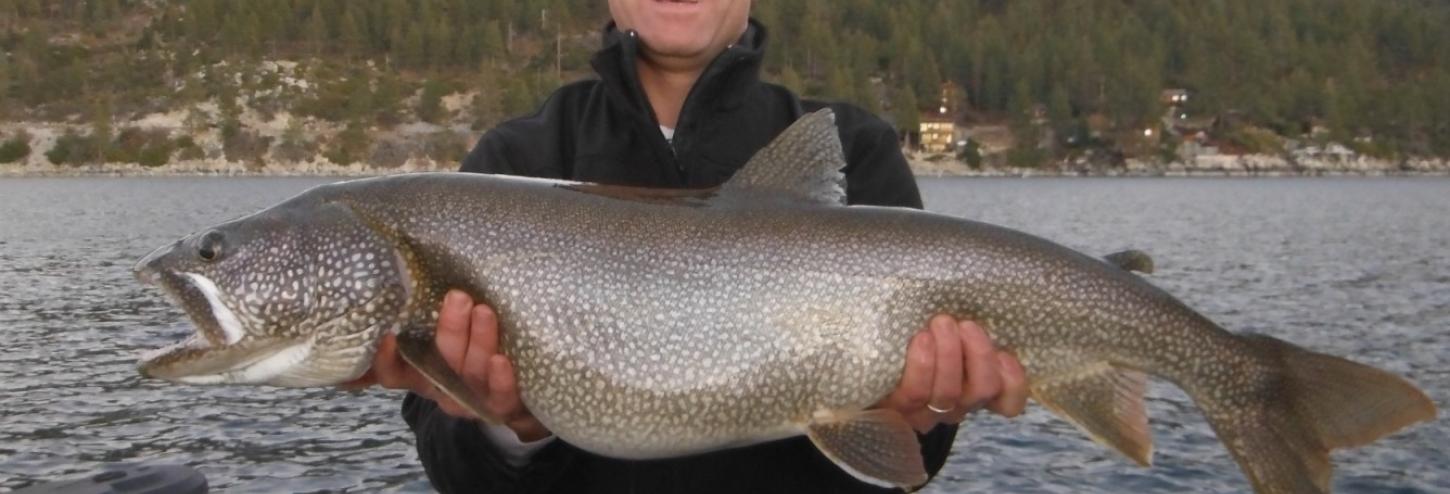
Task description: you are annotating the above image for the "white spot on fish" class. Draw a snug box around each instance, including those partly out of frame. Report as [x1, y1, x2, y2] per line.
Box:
[184, 272, 245, 345]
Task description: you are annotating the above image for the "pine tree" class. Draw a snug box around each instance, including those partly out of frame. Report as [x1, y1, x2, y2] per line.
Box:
[469, 65, 504, 131]
[88, 0, 120, 24]
[892, 86, 919, 137]
[401, 23, 426, 69]
[0, 54, 11, 113]
[89, 96, 115, 163]
[1048, 85, 1072, 130]
[0, 1, 16, 31]
[481, 21, 505, 62]
[325, 120, 371, 165]
[823, 66, 852, 101]
[501, 76, 535, 117]
[776, 65, 805, 96]
[214, 67, 245, 134]
[1007, 79, 1045, 166]
[187, 0, 218, 43]
[428, 19, 454, 68]
[346, 77, 374, 123]
[912, 54, 942, 112]
[339, 7, 366, 56]
[854, 73, 882, 115]
[417, 79, 447, 124]
[222, 7, 261, 56]
[373, 74, 404, 128]
[307, 1, 329, 56]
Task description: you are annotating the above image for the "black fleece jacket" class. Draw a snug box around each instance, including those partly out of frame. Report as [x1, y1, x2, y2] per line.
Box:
[402, 20, 954, 494]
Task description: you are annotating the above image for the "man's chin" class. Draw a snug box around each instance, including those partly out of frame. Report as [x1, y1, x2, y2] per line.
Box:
[638, 36, 720, 65]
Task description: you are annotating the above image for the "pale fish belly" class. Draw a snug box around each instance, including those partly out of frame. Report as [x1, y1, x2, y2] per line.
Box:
[484, 250, 921, 458]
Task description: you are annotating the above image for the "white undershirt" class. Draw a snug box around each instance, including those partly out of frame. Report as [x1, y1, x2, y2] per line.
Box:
[660, 124, 676, 143]
[480, 422, 556, 467]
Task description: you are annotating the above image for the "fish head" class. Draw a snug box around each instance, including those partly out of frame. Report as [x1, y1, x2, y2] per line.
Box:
[134, 198, 410, 385]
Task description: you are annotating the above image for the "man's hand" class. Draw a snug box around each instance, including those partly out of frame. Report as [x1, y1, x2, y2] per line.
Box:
[342, 290, 550, 441]
[875, 315, 1028, 432]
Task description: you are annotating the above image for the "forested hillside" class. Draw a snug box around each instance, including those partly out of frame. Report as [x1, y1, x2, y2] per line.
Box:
[1, 0, 1447, 169]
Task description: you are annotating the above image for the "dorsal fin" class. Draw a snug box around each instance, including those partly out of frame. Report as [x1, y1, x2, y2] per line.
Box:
[719, 109, 847, 205]
[1103, 249, 1155, 274]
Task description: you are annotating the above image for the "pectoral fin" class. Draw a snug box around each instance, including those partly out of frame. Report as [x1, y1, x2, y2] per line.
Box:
[1031, 362, 1153, 466]
[395, 328, 497, 424]
[806, 409, 927, 489]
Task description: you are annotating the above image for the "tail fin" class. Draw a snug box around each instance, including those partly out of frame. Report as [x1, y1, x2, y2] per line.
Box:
[1202, 334, 1436, 494]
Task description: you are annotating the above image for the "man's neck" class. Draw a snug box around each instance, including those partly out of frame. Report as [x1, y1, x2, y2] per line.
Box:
[635, 54, 709, 128]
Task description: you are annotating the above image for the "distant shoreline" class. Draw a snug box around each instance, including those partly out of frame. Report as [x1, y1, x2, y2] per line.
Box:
[4, 151, 1450, 179]
[909, 168, 1450, 178]
[6, 118, 1446, 179]
[0, 160, 429, 179]
[0, 167, 386, 178]
[3, 164, 1449, 179]
[905, 153, 1450, 178]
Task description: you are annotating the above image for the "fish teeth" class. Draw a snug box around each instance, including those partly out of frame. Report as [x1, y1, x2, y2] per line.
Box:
[137, 333, 207, 364]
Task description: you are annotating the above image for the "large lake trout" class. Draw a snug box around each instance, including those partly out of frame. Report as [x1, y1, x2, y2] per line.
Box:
[134, 111, 1434, 492]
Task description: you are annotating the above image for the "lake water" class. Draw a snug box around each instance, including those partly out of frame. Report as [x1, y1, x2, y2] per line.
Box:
[0, 177, 1445, 493]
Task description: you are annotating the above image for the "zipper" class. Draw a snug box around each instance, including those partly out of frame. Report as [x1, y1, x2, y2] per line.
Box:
[619, 30, 749, 181]
[619, 30, 684, 176]
[672, 43, 743, 162]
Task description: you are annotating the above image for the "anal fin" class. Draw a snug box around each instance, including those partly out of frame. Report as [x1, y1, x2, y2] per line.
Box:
[395, 328, 498, 424]
[806, 409, 926, 489]
[1031, 362, 1153, 466]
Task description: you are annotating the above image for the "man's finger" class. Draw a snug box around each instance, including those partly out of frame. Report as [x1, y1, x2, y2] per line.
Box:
[436, 290, 474, 370]
[987, 352, 1029, 417]
[508, 416, 551, 443]
[477, 304, 500, 357]
[944, 407, 969, 425]
[959, 319, 1002, 410]
[484, 355, 522, 421]
[459, 304, 498, 391]
[339, 370, 377, 391]
[891, 330, 936, 412]
[905, 409, 937, 433]
[929, 315, 963, 414]
[436, 397, 473, 419]
[372, 333, 410, 389]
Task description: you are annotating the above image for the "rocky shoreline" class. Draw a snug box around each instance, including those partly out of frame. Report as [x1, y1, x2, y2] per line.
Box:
[0, 159, 442, 178]
[906, 153, 1450, 178]
[3, 117, 1446, 178]
[5, 156, 1449, 178]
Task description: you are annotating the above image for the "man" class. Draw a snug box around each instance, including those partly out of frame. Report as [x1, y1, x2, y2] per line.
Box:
[348, 1, 1027, 492]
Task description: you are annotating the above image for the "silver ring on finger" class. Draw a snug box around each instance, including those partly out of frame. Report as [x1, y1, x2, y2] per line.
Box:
[927, 403, 954, 414]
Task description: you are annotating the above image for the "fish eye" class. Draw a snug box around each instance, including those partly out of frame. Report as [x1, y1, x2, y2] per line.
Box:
[197, 232, 224, 262]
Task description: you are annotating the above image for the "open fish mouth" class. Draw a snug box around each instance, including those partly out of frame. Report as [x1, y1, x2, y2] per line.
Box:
[135, 267, 358, 386]
[137, 269, 242, 346]
[135, 269, 255, 381]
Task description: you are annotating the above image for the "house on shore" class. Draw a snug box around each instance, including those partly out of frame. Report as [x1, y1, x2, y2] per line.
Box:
[920, 111, 954, 153]
[916, 82, 965, 154]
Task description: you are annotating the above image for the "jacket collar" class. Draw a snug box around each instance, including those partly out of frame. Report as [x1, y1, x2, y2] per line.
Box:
[590, 19, 767, 127]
